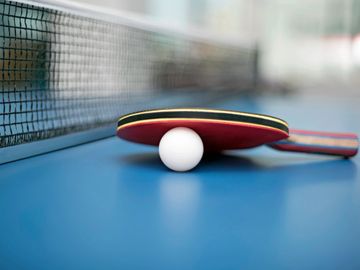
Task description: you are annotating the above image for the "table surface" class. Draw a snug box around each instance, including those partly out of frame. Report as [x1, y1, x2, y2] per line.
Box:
[1, 95, 360, 270]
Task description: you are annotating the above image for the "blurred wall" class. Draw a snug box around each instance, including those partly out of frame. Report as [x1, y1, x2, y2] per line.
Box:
[74, 0, 148, 13]
[74, 0, 360, 96]
[260, 0, 360, 95]
[73, 0, 255, 40]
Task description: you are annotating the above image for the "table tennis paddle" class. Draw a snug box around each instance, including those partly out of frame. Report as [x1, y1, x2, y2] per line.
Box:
[117, 108, 358, 157]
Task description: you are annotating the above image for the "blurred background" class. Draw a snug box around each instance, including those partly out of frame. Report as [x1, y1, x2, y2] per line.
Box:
[1, 0, 359, 152]
[76, 0, 360, 97]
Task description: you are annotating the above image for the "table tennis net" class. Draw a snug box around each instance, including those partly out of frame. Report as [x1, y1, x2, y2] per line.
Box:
[0, 0, 256, 150]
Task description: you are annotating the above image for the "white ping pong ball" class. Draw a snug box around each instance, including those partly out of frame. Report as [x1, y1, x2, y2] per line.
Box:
[159, 127, 204, 172]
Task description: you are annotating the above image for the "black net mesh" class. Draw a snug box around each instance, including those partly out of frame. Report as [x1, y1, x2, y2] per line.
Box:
[0, 0, 255, 148]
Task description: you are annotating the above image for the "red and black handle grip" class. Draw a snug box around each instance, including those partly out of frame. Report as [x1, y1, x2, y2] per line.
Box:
[269, 129, 359, 157]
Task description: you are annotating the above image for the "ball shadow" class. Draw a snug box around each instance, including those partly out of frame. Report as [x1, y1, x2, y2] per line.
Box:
[119, 151, 357, 184]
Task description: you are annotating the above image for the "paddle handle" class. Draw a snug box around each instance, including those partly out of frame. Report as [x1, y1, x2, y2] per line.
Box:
[268, 129, 359, 157]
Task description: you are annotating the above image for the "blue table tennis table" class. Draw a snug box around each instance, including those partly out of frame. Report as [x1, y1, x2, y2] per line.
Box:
[1, 95, 360, 270]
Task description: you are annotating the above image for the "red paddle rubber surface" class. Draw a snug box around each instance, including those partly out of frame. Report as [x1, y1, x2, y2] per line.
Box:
[117, 119, 288, 151]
